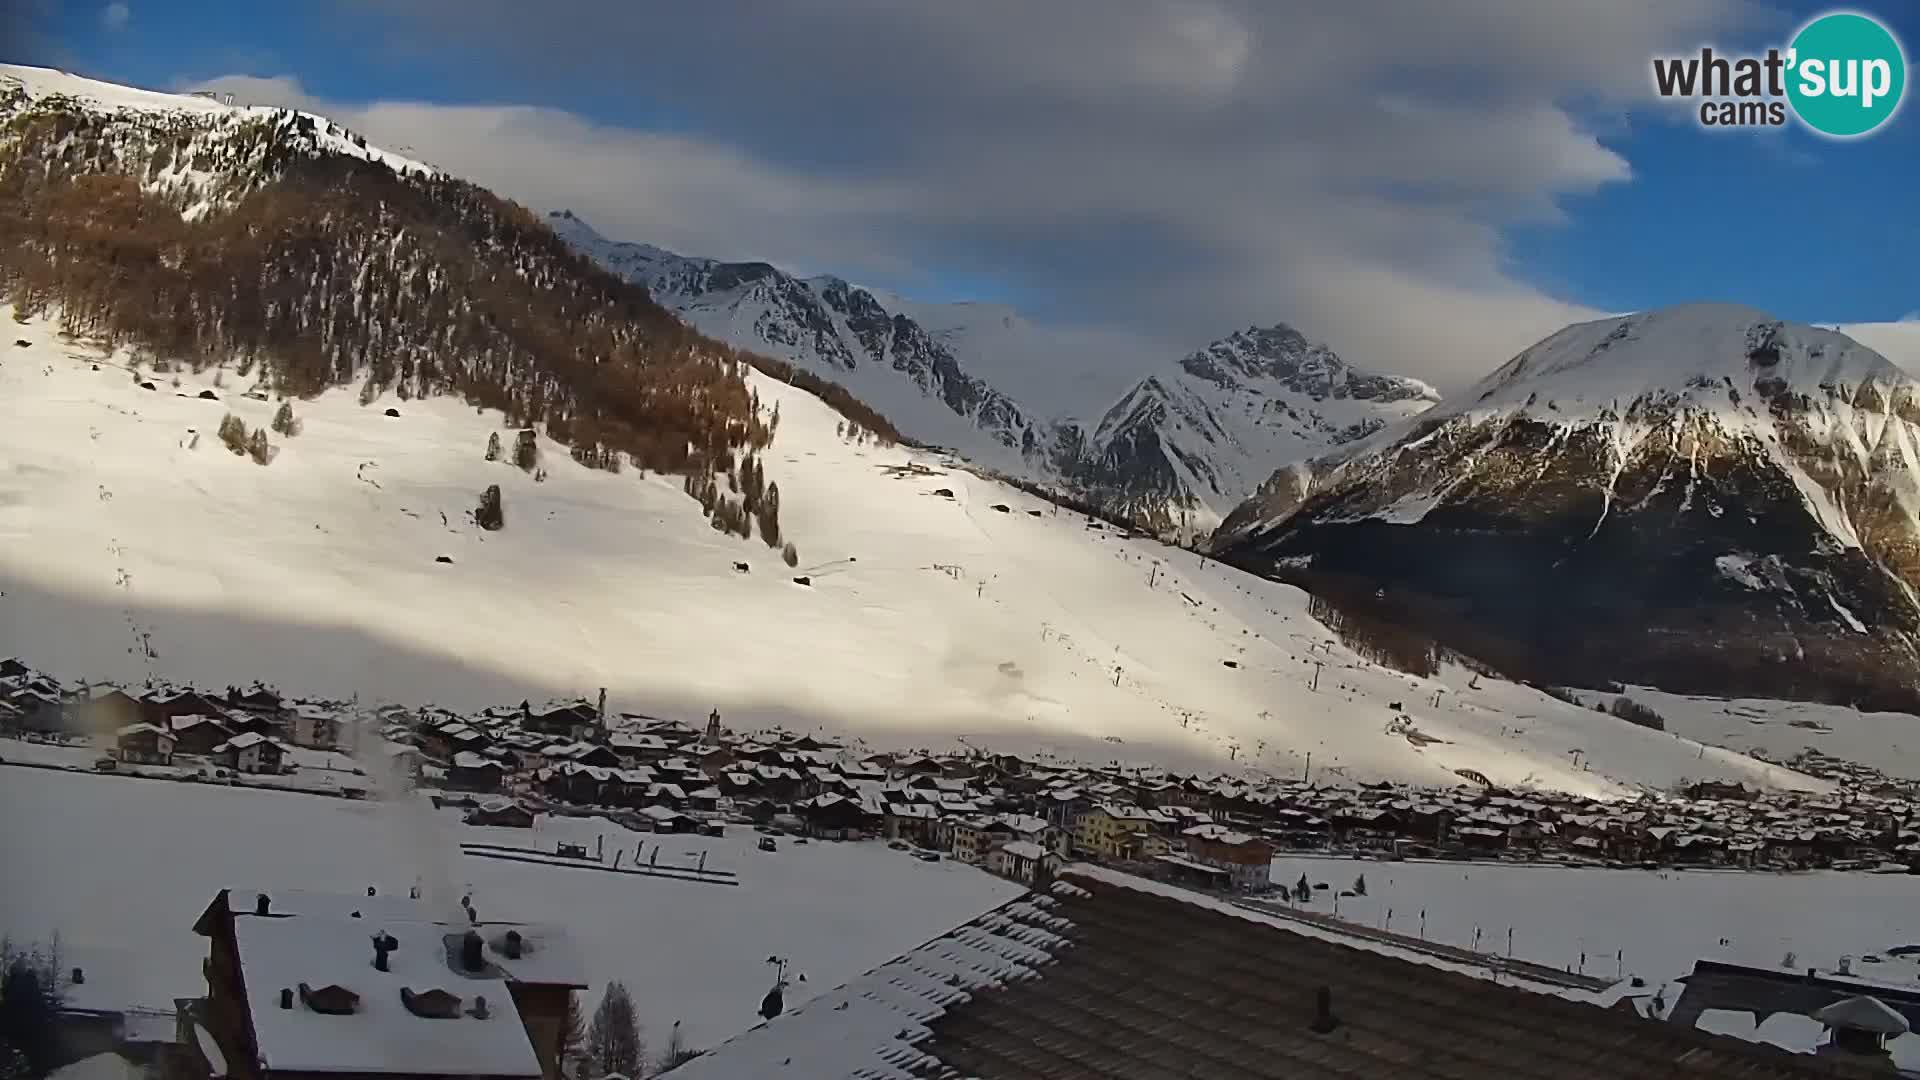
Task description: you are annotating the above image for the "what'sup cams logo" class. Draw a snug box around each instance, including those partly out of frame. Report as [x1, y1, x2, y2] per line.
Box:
[1653, 10, 1907, 137]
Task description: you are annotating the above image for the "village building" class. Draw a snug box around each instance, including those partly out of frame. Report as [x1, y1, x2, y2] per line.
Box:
[1072, 803, 1173, 861]
[169, 714, 234, 757]
[661, 868, 1866, 1079]
[74, 688, 143, 735]
[140, 690, 230, 730]
[521, 699, 602, 742]
[1180, 823, 1276, 892]
[284, 705, 342, 750]
[188, 889, 587, 1080]
[225, 685, 286, 717]
[883, 802, 941, 847]
[113, 722, 176, 765]
[211, 732, 288, 775]
[466, 798, 537, 828]
[447, 752, 506, 793]
[984, 839, 1060, 885]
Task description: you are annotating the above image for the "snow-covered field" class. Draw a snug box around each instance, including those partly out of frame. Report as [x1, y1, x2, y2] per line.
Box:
[1271, 853, 1920, 986]
[1583, 688, 1920, 781]
[1270, 853, 1920, 1063]
[0, 309, 1835, 796]
[0, 766, 1020, 1050]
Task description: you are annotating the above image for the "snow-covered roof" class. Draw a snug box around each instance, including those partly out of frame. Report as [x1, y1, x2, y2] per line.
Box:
[47, 1052, 143, 1080]
[452, 751, 499, 770]
[220, 731, 277, 750]
[998, 840, 1048, 860]
[233, 916, 542, 1077]
[1815, 995, 1911, 1035]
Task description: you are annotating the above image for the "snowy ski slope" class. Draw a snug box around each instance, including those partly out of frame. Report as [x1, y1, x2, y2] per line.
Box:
[0, 310, 1831, 797]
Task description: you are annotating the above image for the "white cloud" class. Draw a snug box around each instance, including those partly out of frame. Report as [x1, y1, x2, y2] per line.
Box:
[195, 0, 1772, 396]
[1841, 318, 1920, 376]
[100, 1, 129, 31]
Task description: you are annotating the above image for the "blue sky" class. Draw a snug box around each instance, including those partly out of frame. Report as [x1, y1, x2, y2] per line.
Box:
[15, 0, 1920, 386]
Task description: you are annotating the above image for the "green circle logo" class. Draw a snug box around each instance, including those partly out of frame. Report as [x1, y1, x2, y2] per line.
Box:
[1787, 11, 1907, 137]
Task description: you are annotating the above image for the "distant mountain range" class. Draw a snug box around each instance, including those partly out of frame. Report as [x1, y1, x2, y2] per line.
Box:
[1213, 304, 1920, 710]
[549, 211, 1437, 538]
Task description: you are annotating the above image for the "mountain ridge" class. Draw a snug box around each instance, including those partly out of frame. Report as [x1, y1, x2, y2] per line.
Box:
[550, 210, 1440, 536]
[1213, 304, 1920, 710]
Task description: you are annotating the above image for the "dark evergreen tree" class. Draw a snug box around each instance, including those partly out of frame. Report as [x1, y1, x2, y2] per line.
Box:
[476, 484, 504, 531]
[580, 981, 643, 1080]
[485, 431, 502, 462]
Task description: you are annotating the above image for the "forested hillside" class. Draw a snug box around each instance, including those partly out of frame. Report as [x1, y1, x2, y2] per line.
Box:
[0, 76, 900, 483]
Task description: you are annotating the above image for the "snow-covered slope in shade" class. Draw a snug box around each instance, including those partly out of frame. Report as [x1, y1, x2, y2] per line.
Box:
[0, 309, 1832, 799]
[1059, 325, 1441, 538]
[1216, 303, 1920, 709]
[546, 211, 1049, 478]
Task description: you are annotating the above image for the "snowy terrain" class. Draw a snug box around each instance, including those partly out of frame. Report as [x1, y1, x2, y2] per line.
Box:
[0, 65, 434, 186]
[549, 213, 1436, 533]
[1215, 304, 1920, 709]
[0, 309, 1834, 797]
[1062, 325, 1440, 536]
[1268, 852, 1920, 1065]
[1578, 688, 1920, 782]
[0, 766, 1022, 1051]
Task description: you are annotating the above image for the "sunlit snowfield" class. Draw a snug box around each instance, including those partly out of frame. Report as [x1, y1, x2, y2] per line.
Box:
[0, 767, 1021, 1050]
[0, 310, 1843, 795]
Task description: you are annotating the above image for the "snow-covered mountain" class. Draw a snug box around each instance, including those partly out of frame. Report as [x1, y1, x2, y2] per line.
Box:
[547, 211, 1050, 476]
[1055, 325, 1440, 539]
[552, 212, 1440, 535]
[0, 305, 1832, 798]
[1215, 304, 1920, 710]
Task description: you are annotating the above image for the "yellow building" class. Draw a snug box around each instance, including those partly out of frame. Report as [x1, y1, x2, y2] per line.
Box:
[1073, 803, 1174, 861]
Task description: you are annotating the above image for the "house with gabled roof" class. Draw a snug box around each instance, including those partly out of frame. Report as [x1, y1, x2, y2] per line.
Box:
[211, 731, 289, 775]
[662, 867, 1876, 1080]
[189, 888, 586, 1080]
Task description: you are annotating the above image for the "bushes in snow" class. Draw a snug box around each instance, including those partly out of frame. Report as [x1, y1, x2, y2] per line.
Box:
[485, 432, 502, 462]
[1609, 696, 1667, 731]
[781, 541, 799, 568]
[270, 401, 301, 436]
[475, 485, 504, 531]
[513, 429, 538, 472]
[217, 413, 248, 455]
[217, 414, 273, 464]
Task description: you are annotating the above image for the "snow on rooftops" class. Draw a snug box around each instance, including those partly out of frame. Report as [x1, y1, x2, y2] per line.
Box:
[232, 916, 542, 1078]
[998, 840, 1048, 860]
[477, 924, 588, 989]
[672, 866, 1834, 1080]
[1816, 995, 1911, 1035]
[219, 731, 277, 750]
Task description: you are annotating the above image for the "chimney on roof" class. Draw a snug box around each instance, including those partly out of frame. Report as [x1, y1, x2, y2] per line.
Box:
[471, 994, 489, 1019]
[503, 930, 523, 959]
[279, 988, 293, 1010]
[597, 688, 607, 726]
[70, 968, 84, 986]
[255, 894, 271, 916]
[367, 885, 377, 897]
[374, 933, 397, 972]
[461, 931, 486, 973]
[1309, 986, 1340, 1034]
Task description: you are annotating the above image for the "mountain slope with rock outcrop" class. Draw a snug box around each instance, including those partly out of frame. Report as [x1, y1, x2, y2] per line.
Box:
[1214, 304, 1920, 710]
